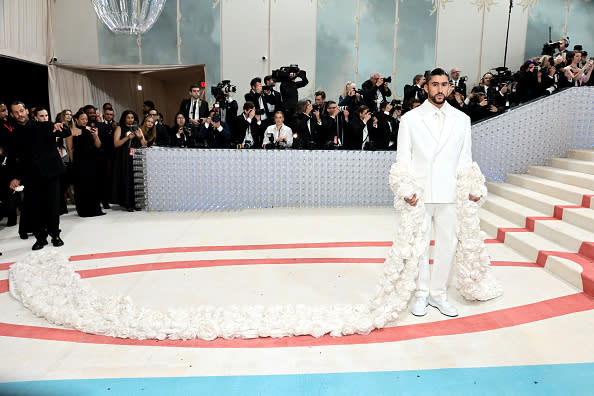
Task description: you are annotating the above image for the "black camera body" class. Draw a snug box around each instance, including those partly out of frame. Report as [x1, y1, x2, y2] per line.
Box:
[255, 108, 266, 116]
[490, 67, 514, 89]
[211, 113, 221, 123]
[390, 99, 402, 111]
[271, 64, 302, 82]
[382, 76, 392, 83]
[211, 80, 237, 98]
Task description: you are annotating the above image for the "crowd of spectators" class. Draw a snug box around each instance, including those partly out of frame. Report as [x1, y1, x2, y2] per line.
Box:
[0, 39, 592, 252]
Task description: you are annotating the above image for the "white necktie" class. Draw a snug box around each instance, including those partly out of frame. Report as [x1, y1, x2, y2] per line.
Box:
[435, 110, 444, 138]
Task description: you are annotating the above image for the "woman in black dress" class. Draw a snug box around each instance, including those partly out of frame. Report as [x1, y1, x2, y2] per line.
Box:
[66, 111, 104, 217]
[111, 110, 147, 212]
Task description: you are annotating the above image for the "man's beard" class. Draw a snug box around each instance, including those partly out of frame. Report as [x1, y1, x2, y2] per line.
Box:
[429, 93, 445, 105]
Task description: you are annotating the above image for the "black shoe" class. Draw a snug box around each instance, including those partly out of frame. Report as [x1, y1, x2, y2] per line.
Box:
[19, 232, 28, 240]
[51, 236, 64, 247]
[32, 240, 48, 250]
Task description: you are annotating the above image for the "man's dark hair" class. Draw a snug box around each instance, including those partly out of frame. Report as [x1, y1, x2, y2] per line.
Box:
[295, 99, 310, 114]
[326, 100, 336, 107]
[10, 101, 26, 109]
[189, 83, 201, 91]
[413, 74, 424, 84]
[264, 75, 275, 84]
[250, 77, 262, 88]
[243, 101, 255, 111]
[34, 107, 48, 116]
[427, 68, 450, 83]
[143, 101, 155, 110]
[315, 90, 326, 99]
[158, 112, 164, 120]
[102, 102, 113, 110]
[83, 104, 96, 113]
[355, 105, 369, 116]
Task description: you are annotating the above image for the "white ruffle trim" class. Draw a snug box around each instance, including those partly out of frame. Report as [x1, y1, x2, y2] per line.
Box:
[8, 161, 501, 341]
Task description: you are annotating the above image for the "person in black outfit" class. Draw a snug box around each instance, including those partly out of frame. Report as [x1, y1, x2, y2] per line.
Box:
[170, 112, 194, 148]
[466, 90, 498, 122]
[449, 68, 467, 96]
[111, 110, 148, 212]
[362, 72, 392, 111]
[403, 74, 427, 104]
[348, 105, 372, 150]
[280, 68, 309, 118]
[0, 101, 20, 228]
[263, 75, 284, 120]
[179, 84, 209, 129]
[147, 109, 170, 147]
[83, 105, 112, 209]
[68, 111, 104, 217]
[198, 110, 232, 149]
[244, 77, 270, 125]
[231, 101, 264, 149]
[515, 60, 540, 104]
[8, 102, 70, 250]
[317, 101, 351, 149]
[293, 99, 318, 150]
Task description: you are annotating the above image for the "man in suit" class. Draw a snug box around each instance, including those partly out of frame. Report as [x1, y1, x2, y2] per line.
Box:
[198, 110, 232, 149]
[8, 101, 71, 250]
[244, 77, 269, 125]
[279, 68, 308, 118]
[470, 73, 508, 113]
[317, 101, 351, 149]
[148, 109, 171, 146]
[396, 68, 481, 318]
[362, 72, 392, 111]
[231, 101, 264, 149]
[449, 68, 467, 96]
[263, 75, 284, 119]
[179, 84, 209, 129]
[293, 99, 318, 149]
[403, 74, 427, 104]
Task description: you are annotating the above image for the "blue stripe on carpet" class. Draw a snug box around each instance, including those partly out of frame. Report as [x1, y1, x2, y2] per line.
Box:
[0, 362, 592, 396]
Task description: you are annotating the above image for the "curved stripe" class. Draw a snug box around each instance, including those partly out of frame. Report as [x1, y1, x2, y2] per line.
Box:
[0, 293, 590, 348]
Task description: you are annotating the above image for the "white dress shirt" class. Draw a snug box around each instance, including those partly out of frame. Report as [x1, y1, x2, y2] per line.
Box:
[264, 123, 293, 148]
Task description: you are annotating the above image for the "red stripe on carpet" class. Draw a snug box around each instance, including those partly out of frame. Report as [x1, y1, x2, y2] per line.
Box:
[0, 293, 590, 348]
[0, 279, 8, 294]
[537, 249, 594, 296]
[582, 194, 593, 208]
[525, 216, 557, 232]
[0, 262, 15, 271]
[554, 205, 582, 219]
[496, 228, 530, 243]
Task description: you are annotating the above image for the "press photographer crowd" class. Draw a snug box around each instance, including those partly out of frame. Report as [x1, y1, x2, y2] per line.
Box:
[0, 37, 592, 251]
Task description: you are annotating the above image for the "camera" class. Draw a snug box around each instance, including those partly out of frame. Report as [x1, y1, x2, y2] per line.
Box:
[490, 66, 514, 89]
[130, 122, 139, 132]
[382, 76, 392, 83]
[390, 99, 402, 111]
[211, 113, 221, 123]
[255, 108, 266, 116]
[354, 89, 363, 95]
[262, 85, 273, 92]
[211, 80, 237, 97]
[311, 104, 321, 112]
[542, 37, 569, 56]
[271, 64, 302, 82]
[337, 106, 348, 112]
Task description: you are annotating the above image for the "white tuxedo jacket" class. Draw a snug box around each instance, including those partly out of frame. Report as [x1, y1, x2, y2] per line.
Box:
[396, 100, 473, 203]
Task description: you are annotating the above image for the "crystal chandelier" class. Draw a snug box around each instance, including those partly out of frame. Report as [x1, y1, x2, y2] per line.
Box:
[92, 0, 167, 35]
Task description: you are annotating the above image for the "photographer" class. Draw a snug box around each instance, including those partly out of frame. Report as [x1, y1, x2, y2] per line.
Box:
[293, 99, 318, 150]
[147, 108, 171, 146]
[170, 112, 195, 148]
[212, 80, 238, 125]
[279, 67, 309, 118]
[198, 110, 232, 149]
[515, 60, 540, 103]
[314, 91, 328, 115]
[466, 89, 497, 122]
[348, 105, 372, 150]
[472, 72, 508, 114]
[244, 77, 269, 124]
[567, 51, 593, 86]
[317, 101, 351, 149]
[263, 111, 292, 149]
[537, 55, 561, 96]
[379, 100, 400, 150]
[403, 74, 427, 104]
[231, 101, 264, 149]
[449, 68, 467, 96]
[339, 81, 365, 113]
[362, 72, 392, 111]
[263, 75, 284, 119]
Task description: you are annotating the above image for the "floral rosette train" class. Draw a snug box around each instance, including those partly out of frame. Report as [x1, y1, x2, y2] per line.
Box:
[8, 161, 502, 341]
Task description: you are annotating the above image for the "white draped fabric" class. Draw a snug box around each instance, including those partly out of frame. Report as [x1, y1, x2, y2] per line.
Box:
[0, 0, 53, 65]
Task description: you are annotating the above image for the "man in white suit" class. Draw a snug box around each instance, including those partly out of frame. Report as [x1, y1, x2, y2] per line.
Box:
[397, 68, 481, 317]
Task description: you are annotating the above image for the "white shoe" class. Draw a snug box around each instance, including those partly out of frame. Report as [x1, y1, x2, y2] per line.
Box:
[410, 296, 428, 316]
[428, 296, 458, 317]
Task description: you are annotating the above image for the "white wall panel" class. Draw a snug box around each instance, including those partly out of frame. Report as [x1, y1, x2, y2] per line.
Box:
[221, 0, 270, 106]
[52, 0, 99, 64]
[269, 0, 317, 99]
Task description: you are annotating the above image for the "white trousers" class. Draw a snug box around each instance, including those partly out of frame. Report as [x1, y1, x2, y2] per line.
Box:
[415, 203, 458, 300]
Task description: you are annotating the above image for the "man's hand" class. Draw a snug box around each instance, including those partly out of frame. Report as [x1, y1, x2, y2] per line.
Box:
[376, 77, 384, 87]
[189, 118, 199, 125]
[385, 102, 393, 113]
[479, 98, 488, 107]
[53, 122, 64, 132]
[212, 120, 221, 129]
[9, 179, 20, 191]
[500, 85, 508, 94]
[343, 109, 349, 120]
[313, 109, 320, 120]
[469, 194, 481, 202]
[248, 108, 255, 119]
[489, 104, 498, 113]
[446, 84, 454, 97]
[96, 112, 104, 123]
[363, 112, 372, 123]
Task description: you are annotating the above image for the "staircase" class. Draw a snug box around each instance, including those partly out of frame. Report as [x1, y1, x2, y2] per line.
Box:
[479, 149, 594, 297]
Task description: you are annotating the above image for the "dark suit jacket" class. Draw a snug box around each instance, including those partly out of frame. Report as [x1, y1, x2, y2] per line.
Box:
[263, 89, 284, 118]
[244, 91, 269, 114]
[362, 79, 392, 108]
[293, 112, 318, 149]
[155, 122, 171, 146]
[452, 79, 467, 96]
[319, 113, 351, 148]
[198, 121, 232, 149]
[280, 72, 309, 111]
[12, 120, 71, 182]
[179, 98, 209, 121]
[231, 114, 264, 148]
[403, 84, 427, 103]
